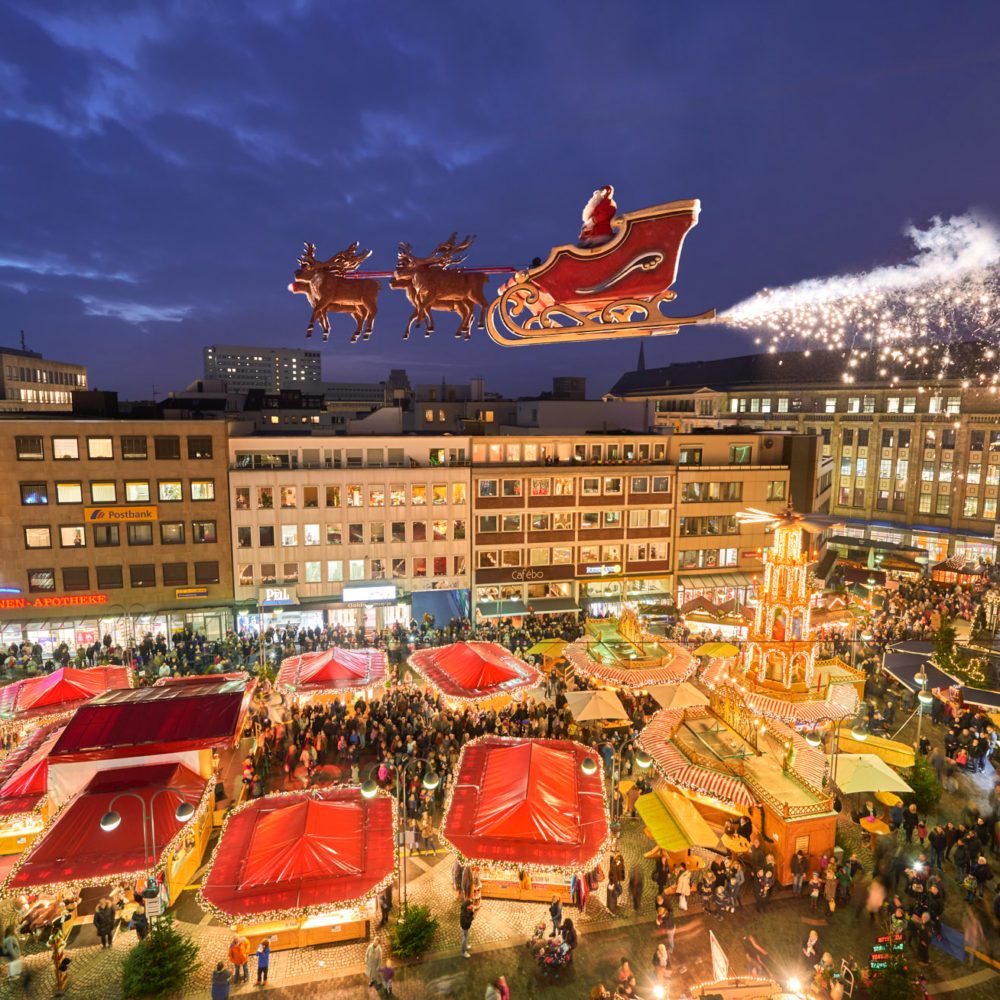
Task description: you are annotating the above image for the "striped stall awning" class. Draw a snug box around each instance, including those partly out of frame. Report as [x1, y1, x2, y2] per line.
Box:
[765, 718, 828, 790]
[743, 691, 853, 724]
[563, 642, 695, 689]
[637, 708, 758, 809]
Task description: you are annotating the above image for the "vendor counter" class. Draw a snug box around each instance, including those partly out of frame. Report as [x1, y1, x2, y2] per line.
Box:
[238, 914, 369, 952]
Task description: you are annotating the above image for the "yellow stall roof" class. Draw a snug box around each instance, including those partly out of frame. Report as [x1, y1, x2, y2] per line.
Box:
[836, 729, 915, 769]
[636, 786, 719, 852]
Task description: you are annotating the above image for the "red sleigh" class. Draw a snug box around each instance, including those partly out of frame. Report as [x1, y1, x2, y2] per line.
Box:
[486, 198, 715, 347]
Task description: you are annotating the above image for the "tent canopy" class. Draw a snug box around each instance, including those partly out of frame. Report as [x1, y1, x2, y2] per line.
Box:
[442, 738, 607, 870]
[0, 723, 63, 817]
[525, 639, 568, 658]
[833, 754, 913, 795]
[276, 648, 386, 694]
[647, 683, 711, 711]
[409, 642, 540, 700]
[199, 787, 395, 922]
[0, 666, 132, 721]
[154, 672, 249, 688]
[3, 761, 206, 893]
[636, 787, 719, 853]
[564, 690, 629, 722]
[50, 681, 253, 762]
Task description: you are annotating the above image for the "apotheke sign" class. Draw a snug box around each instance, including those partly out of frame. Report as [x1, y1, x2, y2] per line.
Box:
[0, 593, 109, 611]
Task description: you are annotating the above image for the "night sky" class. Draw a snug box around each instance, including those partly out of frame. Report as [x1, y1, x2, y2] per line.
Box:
[2, 1, 999, 399]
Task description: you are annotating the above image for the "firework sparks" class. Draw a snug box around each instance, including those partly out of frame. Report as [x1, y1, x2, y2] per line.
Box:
[719, 213, 1000, 388]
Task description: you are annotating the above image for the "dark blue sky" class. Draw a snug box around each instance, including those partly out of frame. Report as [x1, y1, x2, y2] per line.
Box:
[2, 1, 999, 397]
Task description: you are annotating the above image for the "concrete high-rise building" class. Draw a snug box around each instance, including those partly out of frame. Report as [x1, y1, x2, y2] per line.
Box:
[0, 346, 88, 412]
[203, 345, 321, 393]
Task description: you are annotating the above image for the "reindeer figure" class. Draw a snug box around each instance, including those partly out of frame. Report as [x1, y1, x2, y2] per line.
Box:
[390, 233, 490, 340]
[289, 241, 380, 342]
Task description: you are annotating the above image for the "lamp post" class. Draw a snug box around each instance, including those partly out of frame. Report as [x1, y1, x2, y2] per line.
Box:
[99, 787, 197, 912]
[806, 718, 868, 790]
[581, 737, 652, 830]
[915, 667, 934, 743]
[362, 757, 440, 910]
[108, 602, 144, 667]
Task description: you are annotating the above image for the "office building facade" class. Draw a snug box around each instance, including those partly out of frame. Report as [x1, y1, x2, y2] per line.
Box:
[0, 346, 88, 412]
[203, 345, 321, 393]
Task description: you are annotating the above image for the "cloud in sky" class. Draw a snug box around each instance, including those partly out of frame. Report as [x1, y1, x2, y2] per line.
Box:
[1, 0, 999, 395]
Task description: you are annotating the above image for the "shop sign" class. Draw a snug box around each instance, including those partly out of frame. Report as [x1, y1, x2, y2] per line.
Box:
[511, 568, 544, 582]
[258, 586, 299, 607]
[741, 550, 761, 560]
[144, 895, 162, 918]
[84, 506, 159, 522]
[0, 593, 108, 610]
[477, 566, 573, 585]
[175, 587, 209, 600]
[342, 584, 397, 604]
[584, 564, 621, 576]
[993, 524, 1000, 542]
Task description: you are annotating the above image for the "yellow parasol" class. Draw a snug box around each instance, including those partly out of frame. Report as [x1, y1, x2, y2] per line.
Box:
[693, 642, 740, 659]
[525, 639, 568, 658]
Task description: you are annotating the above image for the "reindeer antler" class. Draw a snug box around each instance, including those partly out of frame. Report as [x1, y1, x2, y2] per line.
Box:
[298, 241, 318, 265]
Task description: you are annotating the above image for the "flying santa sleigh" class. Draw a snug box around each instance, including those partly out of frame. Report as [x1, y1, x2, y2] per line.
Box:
[486, 197, 716, 346]
[289, 192, 715, 346]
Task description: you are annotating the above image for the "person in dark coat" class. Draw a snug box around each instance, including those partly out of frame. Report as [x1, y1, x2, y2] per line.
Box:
[211, 962, 232, 1000]
[93, 899, 116, 949]
[628, 865, 644, 913]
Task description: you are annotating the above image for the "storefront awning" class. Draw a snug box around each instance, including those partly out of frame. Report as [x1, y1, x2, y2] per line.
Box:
[476, 600, 527, 619]
[526, 598, 580, 615]
[679, 573, 755, 592]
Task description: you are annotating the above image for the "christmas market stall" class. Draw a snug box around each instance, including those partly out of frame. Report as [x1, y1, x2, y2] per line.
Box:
[562, 607, 695, 690]
[0, 722, 64, 855]
[0, 665, 132, 743]
[276, 648, 387, 707]
[440, 737, 609, 905]
[198, 786, 396, 951]
[408, 642, 540, 705]
[1, 760, 212, 919]
[930, 558, 986, 588]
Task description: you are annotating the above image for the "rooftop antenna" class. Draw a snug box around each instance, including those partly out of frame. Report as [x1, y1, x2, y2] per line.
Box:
[20, 329, 26, 352]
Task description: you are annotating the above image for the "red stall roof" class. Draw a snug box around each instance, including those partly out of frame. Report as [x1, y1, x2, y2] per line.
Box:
[0, 666, 132, 722]
[441, 738, 608, 871]
[0, 722, 64, 818]
[154, 672, 250, 688]
[49, 681, 252, 762]
[276, 648, 386, 695]
[408, 642, 540, 701]
[3, 761, 207, 893]
[199, 787, 395, 922]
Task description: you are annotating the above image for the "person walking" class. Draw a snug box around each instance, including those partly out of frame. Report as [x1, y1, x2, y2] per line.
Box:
[365, 936, 383, 988]
[228, 935, 249, 985]
[2, 927, 22, 983]
[629, 865, 645, 913]
[378, 884, 393, 929]
[212, 961, 232, 1000]
[548, 895, 563, 937]
[94, 898, 117, 949]
[675, 864, 691, 912]
[791, 850, 808, 895]
[459, 897, 475, 958]
[651, 942, 670, 983]
[255, 939, 271, 987]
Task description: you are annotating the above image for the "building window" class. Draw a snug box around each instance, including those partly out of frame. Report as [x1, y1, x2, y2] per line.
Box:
[121, 436, 147, 459]
[27, 568, 55, 593]
[348, 523, 364, 544]
[61, 567, 89, 591]
[87, 437, 114, 459]
[729, 444, 752, 465]
[412, 485, 428, 506]
[260, 563, 277, 584]
[257, 487, 273, 509]
[130, 564, 157, 588]
[59, 525, 85, 547]
[391, 521, 406, 542]
[767, 480, 786, 501]
[349, 559, 365, 580]
[187, 436, 213, 459]
[193, 521, 217, 544]
[97, 565, 123, 589]
[478, 479, 497, 498]
[52, 437, 79, 460]
[127, 523, 153, 545]
[280, 486, 296, 509]
[502, 514, 522, 532]
[93, 524, 120, 547]
[191, 480, 215, 501]
[163, 563, 188, 586]
[324, 485, 341, 507]
[325, 523, 341, 545]
[392, 558, 406, 578]
[158, 481, 183, 502]
[236, 526, 252, 549]
[824, 398, 837, 413]
[161, 522, 185, 544]
[124, 481, 150, 503]
[303, 486, 319, 509]
[679, 449, 703, 466]
[432, 484, 447, 505]
[20, 482, 48, 505]
[154, 436, 181, 460]
[90, 482, 117, 504]
[24, 527, 51, 549]
[304, 561, 321, 583]
[194, 561, 220, 585]
[15, 437, 44, 460]
[327, 560, 343, 582]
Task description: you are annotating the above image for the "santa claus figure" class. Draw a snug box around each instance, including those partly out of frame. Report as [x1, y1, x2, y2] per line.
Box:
[578, 185, 617, 247]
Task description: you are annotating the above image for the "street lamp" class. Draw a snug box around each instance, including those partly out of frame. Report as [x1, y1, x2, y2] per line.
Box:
[588, 737, 652, 829]
[98, 787, 198, 911]
[363, 757, 440, 909]
[915, 667, 934, 742]
[108, 602, 144, 666]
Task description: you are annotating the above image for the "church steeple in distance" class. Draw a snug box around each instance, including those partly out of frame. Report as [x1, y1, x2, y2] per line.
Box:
[637, 342, 646, 372]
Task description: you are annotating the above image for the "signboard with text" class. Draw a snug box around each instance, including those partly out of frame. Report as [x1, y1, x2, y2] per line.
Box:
[84, 506, 159, 522]
[175, 587, 209, 600]
[0, 593, 108, 611]
[258, 586, 299, 607]
[342, 584, 397, 604]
